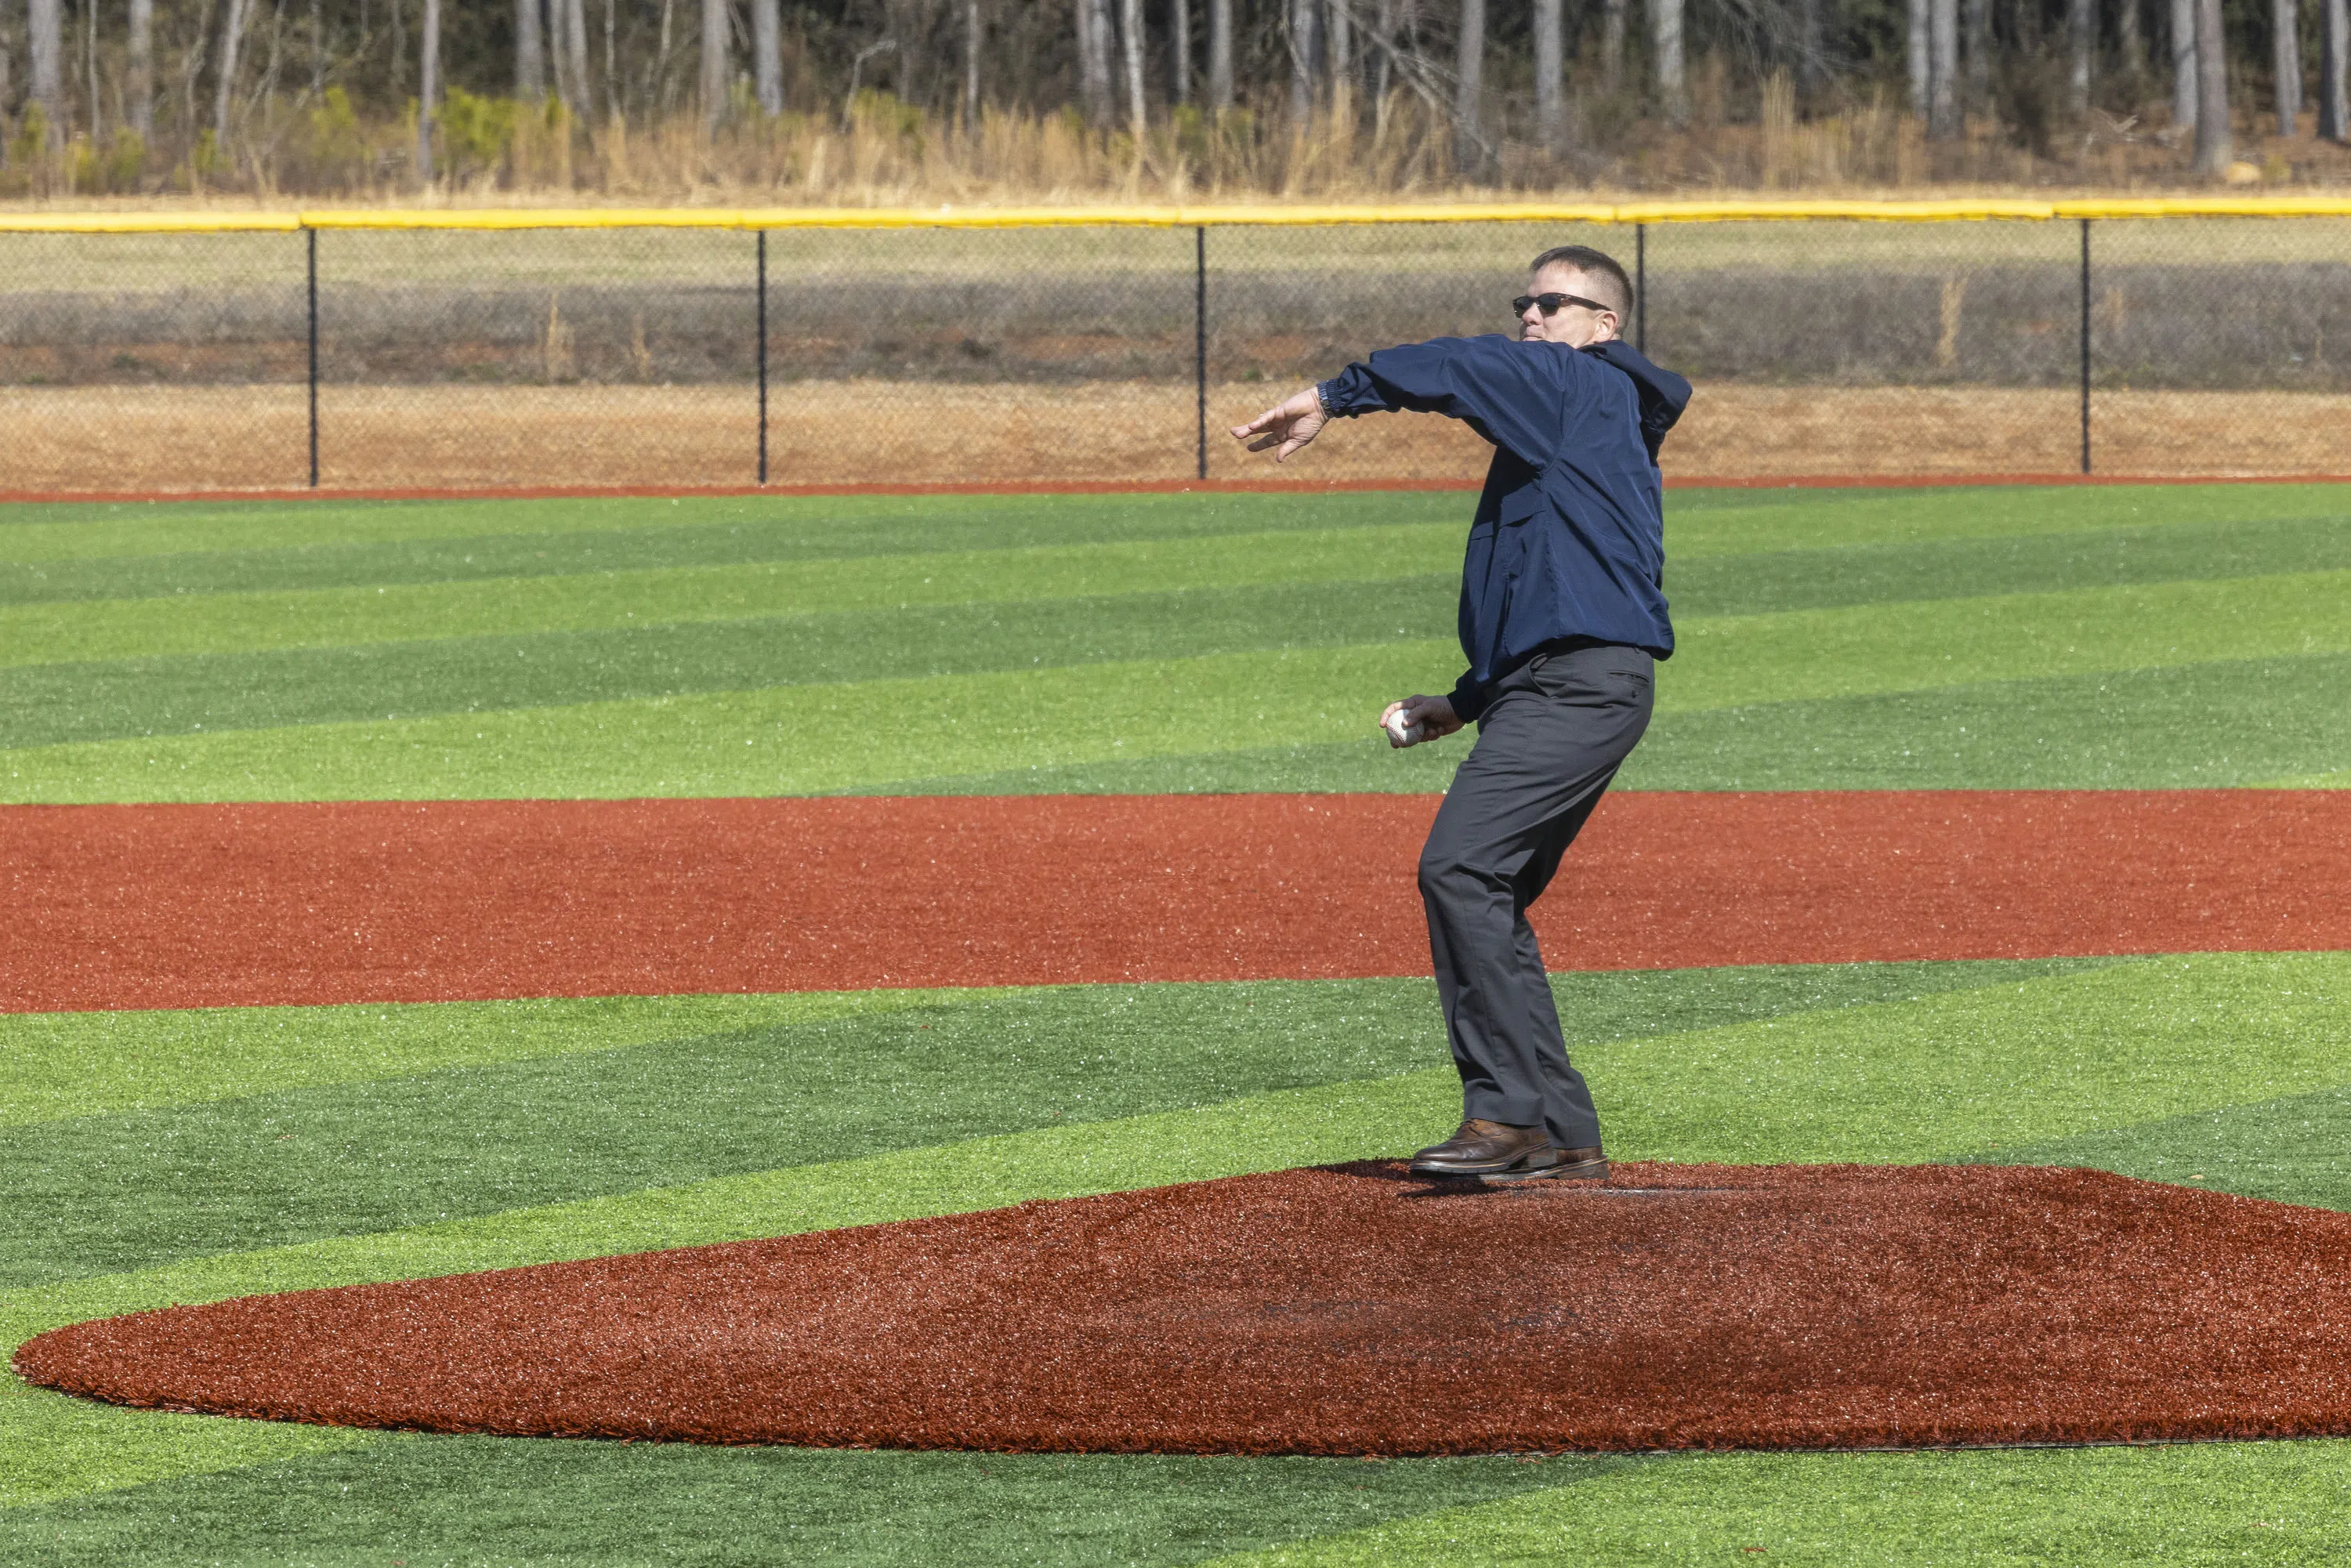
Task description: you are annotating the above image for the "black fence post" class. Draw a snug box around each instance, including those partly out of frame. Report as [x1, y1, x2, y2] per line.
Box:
[1634, 223, 1647, 355]
[2079, 217, 2092, 476]
[306, 226, 320, 490]
[757, 230, 770, 487]
[1194, 225, 1208, 482]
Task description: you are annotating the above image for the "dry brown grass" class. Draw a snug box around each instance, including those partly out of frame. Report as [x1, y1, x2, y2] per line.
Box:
[10, 85, 2351, 212]
[7, 382, 2347, 494]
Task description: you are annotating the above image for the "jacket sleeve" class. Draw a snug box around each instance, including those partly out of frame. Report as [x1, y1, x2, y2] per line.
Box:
[1317, 335, 1565, 468]
[1445, 672, 1491, 725]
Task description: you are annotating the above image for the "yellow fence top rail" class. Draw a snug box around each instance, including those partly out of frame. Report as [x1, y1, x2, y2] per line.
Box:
[7, 196, 2351, 234]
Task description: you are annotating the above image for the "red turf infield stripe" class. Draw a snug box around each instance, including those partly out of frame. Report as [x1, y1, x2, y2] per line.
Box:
[3, 790, 2346, 1013]
[7, 474, 2351, 505]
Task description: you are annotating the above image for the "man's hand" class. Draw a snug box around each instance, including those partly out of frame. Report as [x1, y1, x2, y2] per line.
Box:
[1230, 387, 1327, 463]
[1380, 694, 1463, 748]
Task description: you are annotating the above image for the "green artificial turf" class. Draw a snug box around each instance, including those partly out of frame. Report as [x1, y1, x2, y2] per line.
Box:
[9, 566, 2348, 801]
[0, 522, 1463, 669]
[0, 990, 935, 1128]
[0, 1438, 1590, 1568]
[1, 961, 2092, 1288]
[6, 483, 2351, 798]
[1201, 1442, 2351, 1566]
[0, 578, 1456, 751]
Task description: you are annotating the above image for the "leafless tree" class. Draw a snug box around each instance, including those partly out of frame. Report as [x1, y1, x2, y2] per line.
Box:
[1208, 0, 1231, 110]
[753, 0, 782, 114]
[2275, 0, 2301, 134]
[697, 0, 725, 125]
[1796, 0, 1825, 96]
[1928, 0, 1958, 137]
[2170, 0, 2197, 127]
[2067, 0, 2091, 116]
[2324, 0, 2349, 140]
[418, 0, 440, 176]
[1907, 0, 1927, 110]
[130, 0, 157, 135]
[2193, 0, 2232, 169]
[516, 0, 545, 96]
[1963, 0, 1988, 108]
[1078, 0, 1113, 123]
[1291, 0, 1318, 122]
[1533, 0, 1563, 149]
[1454, 0, 1482, 161]
[557, 0, 589, 115]
[1601, 0, 1626, 92]
[1652, 0, 1686, 125]
[1170, 0, 1190, 104]
[213, 0, 249, 140]
[962, 0, 980, 126]
[1121, 0, 1144, 133]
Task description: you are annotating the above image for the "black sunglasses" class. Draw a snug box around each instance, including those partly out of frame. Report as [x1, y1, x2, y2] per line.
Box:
[1514, 292, 1615, 317]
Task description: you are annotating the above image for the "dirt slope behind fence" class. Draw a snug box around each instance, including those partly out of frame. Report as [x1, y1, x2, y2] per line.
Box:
[7, 383, 2347, 492]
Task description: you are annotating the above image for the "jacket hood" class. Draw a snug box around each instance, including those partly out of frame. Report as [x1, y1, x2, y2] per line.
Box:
[1583, 339, 1692, 464]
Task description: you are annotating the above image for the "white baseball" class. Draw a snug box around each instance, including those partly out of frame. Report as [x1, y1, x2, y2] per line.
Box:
[1384, 709, 1421, 747]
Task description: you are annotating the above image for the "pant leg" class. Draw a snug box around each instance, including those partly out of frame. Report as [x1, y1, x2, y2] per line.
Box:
[1418, 643, 1655, 1148]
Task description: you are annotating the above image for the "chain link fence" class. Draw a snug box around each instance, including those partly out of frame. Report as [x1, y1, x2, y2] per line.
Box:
[3, 206, 2348, 493]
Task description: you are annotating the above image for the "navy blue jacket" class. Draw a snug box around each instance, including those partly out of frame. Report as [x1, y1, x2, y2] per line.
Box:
[1319, 335, 1690, 722]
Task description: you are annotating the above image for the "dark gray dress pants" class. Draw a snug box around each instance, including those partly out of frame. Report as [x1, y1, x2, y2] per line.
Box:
[1417, 642, 1656, 1150]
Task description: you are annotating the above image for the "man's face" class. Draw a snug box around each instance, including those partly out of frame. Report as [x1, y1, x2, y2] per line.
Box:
[1518, 263, 1622, 348]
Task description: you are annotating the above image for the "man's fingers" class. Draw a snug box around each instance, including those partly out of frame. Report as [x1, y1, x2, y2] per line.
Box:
[1246, 432, 1283, 453]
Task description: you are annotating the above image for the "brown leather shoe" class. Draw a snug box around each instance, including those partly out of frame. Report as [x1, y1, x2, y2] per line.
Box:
[1410, 1119, 1559, 1176]
[1481, 1145, 1610, 1185]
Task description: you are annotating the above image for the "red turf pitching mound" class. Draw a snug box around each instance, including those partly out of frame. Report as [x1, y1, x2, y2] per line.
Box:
[20, 1163, 2351, 1454]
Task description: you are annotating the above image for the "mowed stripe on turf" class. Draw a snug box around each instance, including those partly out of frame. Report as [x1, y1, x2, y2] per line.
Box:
[5, 790, 2346, 1012]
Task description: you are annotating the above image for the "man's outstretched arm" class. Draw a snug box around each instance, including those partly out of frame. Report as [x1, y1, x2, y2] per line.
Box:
[1228, 386, 1328, 464]
[1232, 336, 1564, 469]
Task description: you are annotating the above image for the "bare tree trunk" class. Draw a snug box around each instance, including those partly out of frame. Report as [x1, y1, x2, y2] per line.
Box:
[516, 0, 545, 97]
[1533, 0, 1563, 148]
[1963, 0, 1989, 107]
[1078, 0, 1114, 123]
[1171, 0, 1190, 103]
[1928, 0, 1959, 137]
[1208, 0, 1231, 109]
[1907, 0, 1928, 111]
[2325, 0, 2350, 139]
[2117, 0, 2145, 73]
[84, 0, 99, 137]
[698, 0, 726, 127]
[963, 0, 980, 126]
[212, 0, 248, 142]
[2276, 0, 2302, 133]
[1290, 0, 1318, 121]
[603, 0, 614, 118]
[1121, 0, 1145, 134]
[130, 0, 155, 136]
[1797, 0, 1824, 96]
[2068, 0, 2092, 117]
[2193, 0, 2233, 168]
[2171, 0, 2198, 125]
[565, 0, 590, 116]
[1650, 0, 1685, 125]
[1453, 0, 1483, 161]
[753, 0, 782, 114]
[417, 0, 439, 178]
[1602, 0, 1626, 92]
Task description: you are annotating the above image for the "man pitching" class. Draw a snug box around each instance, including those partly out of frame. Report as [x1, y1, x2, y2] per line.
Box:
[1232, 244, 1690, 1185]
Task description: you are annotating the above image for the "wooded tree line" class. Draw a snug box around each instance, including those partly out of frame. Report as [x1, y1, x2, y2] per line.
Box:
[2, 0, 2346, 186]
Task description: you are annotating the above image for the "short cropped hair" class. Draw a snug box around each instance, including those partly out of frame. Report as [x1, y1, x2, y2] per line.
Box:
[1530, 244, 1633, 320]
